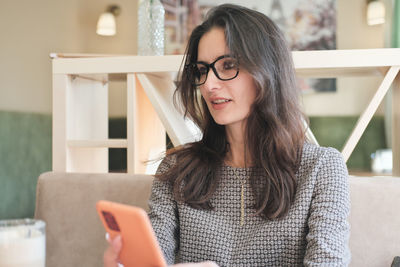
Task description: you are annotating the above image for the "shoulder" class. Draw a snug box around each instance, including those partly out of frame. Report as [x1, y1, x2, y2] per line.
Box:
[298, 142, 348, 186]
[300, 142, 346, 170]
[156, 153, 178, 175]
[155, 142, 204, 175]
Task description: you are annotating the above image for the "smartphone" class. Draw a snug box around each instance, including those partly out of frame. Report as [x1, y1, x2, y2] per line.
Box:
[96, 200, 167, 267]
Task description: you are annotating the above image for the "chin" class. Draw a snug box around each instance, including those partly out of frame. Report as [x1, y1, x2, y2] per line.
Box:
[212, 116, 235, 126]
[211, 116, 228, 126]
[211, 113, 248, 128]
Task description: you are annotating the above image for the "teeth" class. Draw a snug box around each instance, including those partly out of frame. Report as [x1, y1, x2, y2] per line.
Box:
[212, 99, 230, 104]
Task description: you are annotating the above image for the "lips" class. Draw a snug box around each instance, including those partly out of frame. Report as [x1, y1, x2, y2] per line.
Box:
[209, 97, 232, 110]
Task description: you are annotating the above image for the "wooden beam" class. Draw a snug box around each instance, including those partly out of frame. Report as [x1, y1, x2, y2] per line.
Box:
[342, 66, 400, 162]
[52, 74, 69, 171]
[127, 74, 136, 174]
[136, 73, 201, 146]
[392, 71, 400, 176]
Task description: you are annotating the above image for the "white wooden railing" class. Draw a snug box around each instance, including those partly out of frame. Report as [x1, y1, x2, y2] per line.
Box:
[51, 49, 400, 175]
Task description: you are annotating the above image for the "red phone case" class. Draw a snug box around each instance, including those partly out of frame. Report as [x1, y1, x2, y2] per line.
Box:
[96, 200, 167, 267]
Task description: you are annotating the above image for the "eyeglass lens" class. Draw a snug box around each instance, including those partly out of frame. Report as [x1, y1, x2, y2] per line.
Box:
[193, 56, 239, 86]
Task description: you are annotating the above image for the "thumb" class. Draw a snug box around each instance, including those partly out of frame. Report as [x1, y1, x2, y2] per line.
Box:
[112, 235, 122, 254]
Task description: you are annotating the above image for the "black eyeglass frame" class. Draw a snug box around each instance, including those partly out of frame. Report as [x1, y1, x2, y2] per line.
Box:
[185, 55, 240, 86]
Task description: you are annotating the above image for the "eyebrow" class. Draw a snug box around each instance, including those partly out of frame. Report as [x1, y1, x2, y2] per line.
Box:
[196, 54, 232, 64]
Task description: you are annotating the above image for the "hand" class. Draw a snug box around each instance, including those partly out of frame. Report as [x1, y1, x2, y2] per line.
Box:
[173, 261, 219, 267]
[103, 234, 122, 267]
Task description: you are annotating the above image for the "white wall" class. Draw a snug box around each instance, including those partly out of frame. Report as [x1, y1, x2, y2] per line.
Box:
[0, 0, 138, 115]
[0, 0, 81, 114]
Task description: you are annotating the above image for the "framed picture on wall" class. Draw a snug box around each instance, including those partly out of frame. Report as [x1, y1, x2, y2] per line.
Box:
[162, 0, 337, 92]
[275, 0, 336, 93]
[161, 0, 202, 55]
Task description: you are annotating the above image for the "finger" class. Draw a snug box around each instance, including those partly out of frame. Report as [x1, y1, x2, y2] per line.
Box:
[104, 244, 119, 267]
[203, 261, 219, 267]
[111, 235, 122, 253]
[103, 235, 122, 267]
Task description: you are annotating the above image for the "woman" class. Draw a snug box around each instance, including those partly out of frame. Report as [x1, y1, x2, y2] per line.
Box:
[105, 4, 350, 266]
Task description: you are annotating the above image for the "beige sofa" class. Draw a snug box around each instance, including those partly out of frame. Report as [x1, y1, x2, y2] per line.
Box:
[34, 172, 400, 267]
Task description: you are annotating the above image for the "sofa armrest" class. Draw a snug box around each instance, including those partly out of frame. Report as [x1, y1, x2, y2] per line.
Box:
[34, 171, 153, 267]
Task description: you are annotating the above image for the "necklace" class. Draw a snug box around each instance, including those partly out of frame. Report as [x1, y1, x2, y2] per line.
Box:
[234, 169, 246, 226]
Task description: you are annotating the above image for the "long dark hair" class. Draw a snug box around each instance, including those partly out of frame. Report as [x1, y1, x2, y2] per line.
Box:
[156, 4, 306, 219]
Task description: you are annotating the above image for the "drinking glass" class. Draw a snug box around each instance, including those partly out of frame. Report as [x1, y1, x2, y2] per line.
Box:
[0, 219, 45, 267]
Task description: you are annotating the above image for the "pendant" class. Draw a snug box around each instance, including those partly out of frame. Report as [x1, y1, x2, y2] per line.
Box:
[240, 183, 245, 226]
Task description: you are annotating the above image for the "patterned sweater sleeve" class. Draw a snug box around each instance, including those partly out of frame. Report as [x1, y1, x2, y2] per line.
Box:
[148, 156, 179, 265]
[303, 148, 351, 266]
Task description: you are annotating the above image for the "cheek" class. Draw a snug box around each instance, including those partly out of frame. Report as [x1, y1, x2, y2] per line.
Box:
[199, 87, 205, 98]
[248, 86, 258, 106]
[199, 85, 208, 97]
[199, 89, 213, 112]
[199, 88, 208, 104]
[237, 81, 257, 108]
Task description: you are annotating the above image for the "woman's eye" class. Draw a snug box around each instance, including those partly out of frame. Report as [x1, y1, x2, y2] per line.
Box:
[198, 67, 208, 75]
[223, 60, 237, 70]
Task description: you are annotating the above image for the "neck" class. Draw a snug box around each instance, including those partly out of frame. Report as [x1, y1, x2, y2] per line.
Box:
[225, 123, 252, 168]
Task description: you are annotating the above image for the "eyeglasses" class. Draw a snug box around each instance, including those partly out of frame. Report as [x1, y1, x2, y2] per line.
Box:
[186, 55, 239, 86]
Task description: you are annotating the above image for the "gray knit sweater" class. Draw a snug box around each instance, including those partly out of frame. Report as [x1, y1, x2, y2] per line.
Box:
[148, 143, 351, 266]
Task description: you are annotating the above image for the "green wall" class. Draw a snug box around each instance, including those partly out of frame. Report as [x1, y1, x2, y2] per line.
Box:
[0, 111, 52, 219]
[0, 112, 388, 219]
[309, 116, 387, 171]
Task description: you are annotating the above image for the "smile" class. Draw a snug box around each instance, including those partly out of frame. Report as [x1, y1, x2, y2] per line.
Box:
[211, 99, 232, 104]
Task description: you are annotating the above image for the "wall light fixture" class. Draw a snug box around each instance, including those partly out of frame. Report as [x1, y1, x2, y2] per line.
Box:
[367, 0, 385, 25]
[96, 5, 121, 36]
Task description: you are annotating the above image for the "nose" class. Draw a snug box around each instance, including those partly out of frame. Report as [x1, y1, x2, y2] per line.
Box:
[202, 67, 220, 91]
